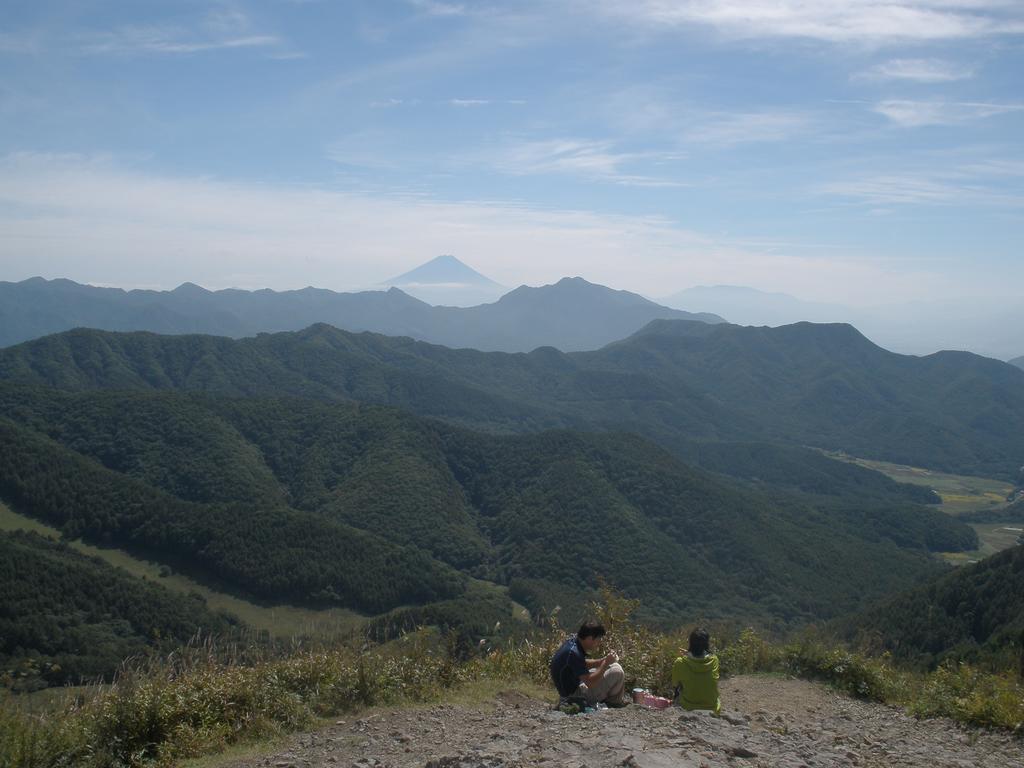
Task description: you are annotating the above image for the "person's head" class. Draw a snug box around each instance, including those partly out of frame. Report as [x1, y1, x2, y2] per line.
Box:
[576, 621, 606, 653]
[688, 627, 711, 658]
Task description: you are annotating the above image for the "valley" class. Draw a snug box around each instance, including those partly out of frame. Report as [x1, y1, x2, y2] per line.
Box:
[5, 3, 1024, 764]
[822, 451, 1016, 515]
[941, 522, 1024, 566]
[1, 316, 1021, 764]
[820, 451, 1024, 564]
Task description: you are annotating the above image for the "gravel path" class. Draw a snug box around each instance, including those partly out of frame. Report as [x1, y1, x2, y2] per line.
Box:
[231, 676, 1024, 768]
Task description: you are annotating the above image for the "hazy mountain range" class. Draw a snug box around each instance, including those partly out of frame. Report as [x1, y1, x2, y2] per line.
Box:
[664, 285, 1023, 361]
[0, 270, 722, 353]
[4, 258, 1019, 360]
[1011, 356, 1024, 371]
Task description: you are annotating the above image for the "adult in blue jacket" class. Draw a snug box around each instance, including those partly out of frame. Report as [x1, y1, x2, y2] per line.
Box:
[549, 621, 628, 706]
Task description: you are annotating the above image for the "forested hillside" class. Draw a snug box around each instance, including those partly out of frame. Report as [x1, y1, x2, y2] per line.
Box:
[0, 417, 466, 613]
[0, 385, 975, 627]
[837, 543, 1024, 669]
[3, 322, 1022, 477]
[0, 530, 236, 688]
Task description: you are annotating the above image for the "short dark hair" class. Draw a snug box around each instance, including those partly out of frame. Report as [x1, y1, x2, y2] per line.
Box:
[577, 621, 606, 640]
[689, 627, 710, 657]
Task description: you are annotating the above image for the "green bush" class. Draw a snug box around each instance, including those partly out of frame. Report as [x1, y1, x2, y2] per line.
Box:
[910, 661, 1024, 730]
[3, 593, 1022, 768]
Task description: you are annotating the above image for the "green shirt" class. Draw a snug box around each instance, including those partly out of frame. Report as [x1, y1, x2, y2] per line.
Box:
[671, 653, 721, 714]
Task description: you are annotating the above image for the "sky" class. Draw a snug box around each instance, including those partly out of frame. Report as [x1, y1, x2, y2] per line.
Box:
[0, 0, 1022, 305]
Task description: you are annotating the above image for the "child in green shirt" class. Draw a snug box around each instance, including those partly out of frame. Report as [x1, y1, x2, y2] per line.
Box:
[671, 627, 721, 714]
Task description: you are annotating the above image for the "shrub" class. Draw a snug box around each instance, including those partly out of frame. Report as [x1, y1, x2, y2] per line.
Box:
[3, 592, 1022, 768]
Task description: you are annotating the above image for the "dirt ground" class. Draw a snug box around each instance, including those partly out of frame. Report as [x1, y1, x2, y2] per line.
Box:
[223, 676, 1024, 768]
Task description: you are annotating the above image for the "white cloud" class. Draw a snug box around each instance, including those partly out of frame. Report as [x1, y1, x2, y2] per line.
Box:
[873, 99, 1024, 126]
[79, 7, 285, 56]
[448, 98, 526, 107]
[594, 0, 1024, 44]
[83, 29, 279, 55]
[0, 152, 960, 304]
[599, 87, 818, 146]
[0, 32, 38, 54]
[855, 58, 975, 82]
[819, 174, 964, 204]
[484, 138, 686, 186]
[817, 158, 1024, 206]
[408, 0, 468, 16]
[681, 111, 814, 145]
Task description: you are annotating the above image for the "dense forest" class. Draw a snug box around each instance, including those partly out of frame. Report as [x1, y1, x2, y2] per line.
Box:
[1, 322, 1021, 478]
[836, 543, 1024, 669]
[2, 322, 1018, 688]
[0, 384, 976, 631]
[0, 530, 236, 688]
[0, 417, 466, 613]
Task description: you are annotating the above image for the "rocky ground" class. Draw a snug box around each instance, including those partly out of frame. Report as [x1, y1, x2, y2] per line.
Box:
[227, 676, 1024, 768]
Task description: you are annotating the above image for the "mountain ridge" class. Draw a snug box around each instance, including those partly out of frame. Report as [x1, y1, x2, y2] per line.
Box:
[2, 319, 1022, 478]
[0, 275, 722, 352]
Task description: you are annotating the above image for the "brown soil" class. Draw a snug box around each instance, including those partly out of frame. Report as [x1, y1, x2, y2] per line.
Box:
[225, 676, 1023, 768]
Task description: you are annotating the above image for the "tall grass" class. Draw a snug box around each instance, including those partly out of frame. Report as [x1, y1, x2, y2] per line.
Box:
[2, 591, 1021, 768]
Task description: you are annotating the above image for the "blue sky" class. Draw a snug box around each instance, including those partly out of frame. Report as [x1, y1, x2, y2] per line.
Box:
[1, 0, 1022, 304]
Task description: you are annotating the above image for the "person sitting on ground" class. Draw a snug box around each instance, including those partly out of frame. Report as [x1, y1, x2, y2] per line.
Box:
[671, 627, 721, 714]
[549, 621, 629, 708]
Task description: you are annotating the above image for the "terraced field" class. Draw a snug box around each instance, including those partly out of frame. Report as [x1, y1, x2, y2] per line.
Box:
[819, 452, 1023, 565]
[821, 452, 1015, 515]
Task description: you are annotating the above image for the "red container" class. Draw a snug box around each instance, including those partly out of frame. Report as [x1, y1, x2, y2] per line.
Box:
[632, 691, 672, 709]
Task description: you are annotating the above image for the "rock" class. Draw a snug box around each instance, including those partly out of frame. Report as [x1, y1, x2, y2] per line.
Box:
[726, 746, 758, 758]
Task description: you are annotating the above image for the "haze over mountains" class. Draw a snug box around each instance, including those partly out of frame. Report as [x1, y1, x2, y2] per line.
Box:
[381, 254, 506, 307]
[5, 257, 1016, 362]
[0, 262, 723, 353]
[665, 285, 1024, 361]
[664, 285, 850, 327]
[1011, 356, 1024, 371]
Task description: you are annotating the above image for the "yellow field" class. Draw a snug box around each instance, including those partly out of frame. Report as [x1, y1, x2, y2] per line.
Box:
[818, 452, 1023, 565]
[820, 451, 1015, 515]
[942, 523, 1024, 566]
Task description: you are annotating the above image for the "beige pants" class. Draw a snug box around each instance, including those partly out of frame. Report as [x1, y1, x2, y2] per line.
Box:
[577, 662, 625, 705]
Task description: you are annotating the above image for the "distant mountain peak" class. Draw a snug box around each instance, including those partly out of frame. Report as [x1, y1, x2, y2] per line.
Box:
[385, 255, 502, 288]
[171, 282, 211, 296]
